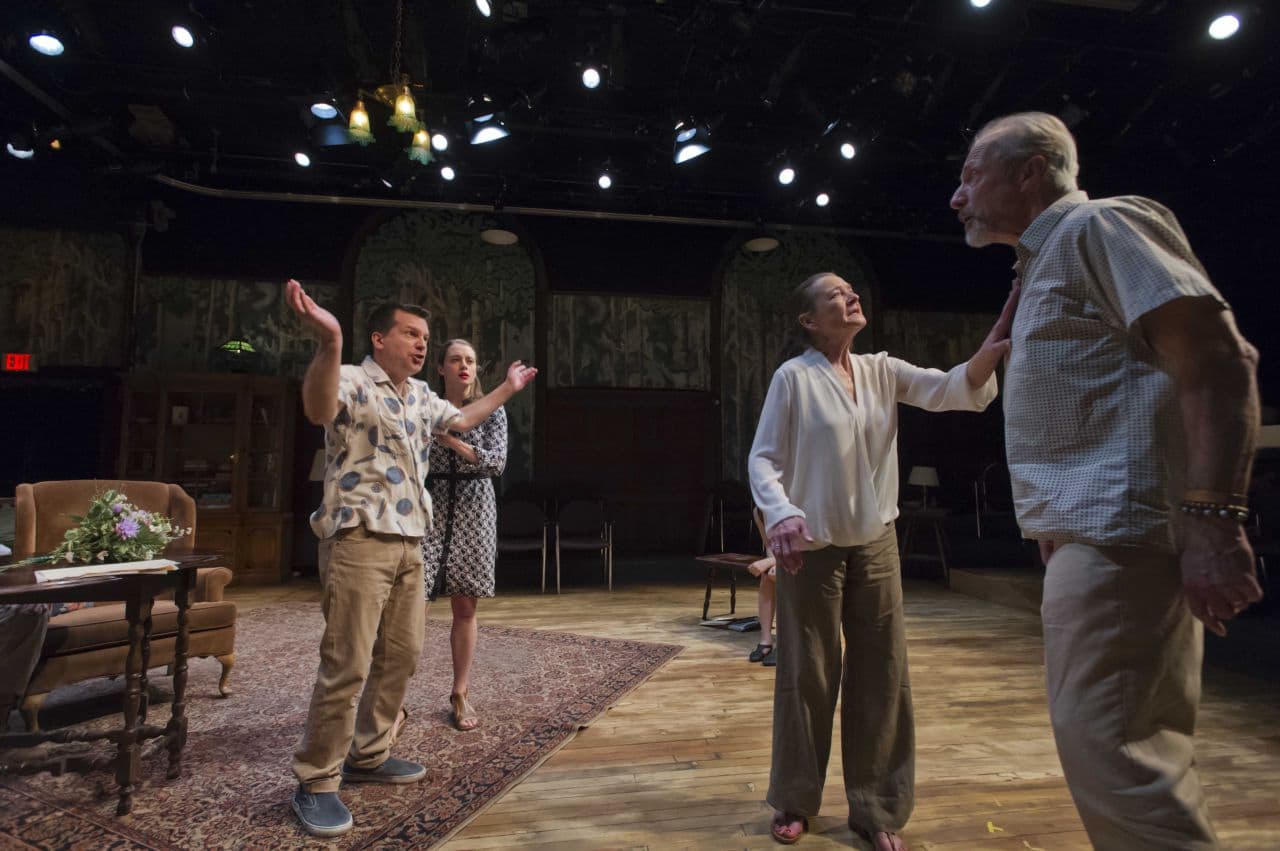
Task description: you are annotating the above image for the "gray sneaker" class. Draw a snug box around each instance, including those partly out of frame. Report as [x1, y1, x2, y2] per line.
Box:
[341, 756, 427, 784]
[292, 787, 353, 837]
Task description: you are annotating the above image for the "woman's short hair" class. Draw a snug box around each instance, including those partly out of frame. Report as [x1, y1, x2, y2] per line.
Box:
[975, 112, 1079, 196]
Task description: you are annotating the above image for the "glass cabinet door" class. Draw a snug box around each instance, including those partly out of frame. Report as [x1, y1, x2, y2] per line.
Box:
[246, 391, 284, 510]
[122, 390, 162, 478]
[162, 390, 238, 509]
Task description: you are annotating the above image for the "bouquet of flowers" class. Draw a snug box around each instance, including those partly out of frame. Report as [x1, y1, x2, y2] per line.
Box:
[31, 489, 190, 565]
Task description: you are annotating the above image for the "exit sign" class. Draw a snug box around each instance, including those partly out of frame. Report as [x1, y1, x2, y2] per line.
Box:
[3, 353, 35, 372]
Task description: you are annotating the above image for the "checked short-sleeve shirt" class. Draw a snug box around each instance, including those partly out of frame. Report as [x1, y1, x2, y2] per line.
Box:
[1003, 191, 1228, 552]
[309, 356, 461, 540]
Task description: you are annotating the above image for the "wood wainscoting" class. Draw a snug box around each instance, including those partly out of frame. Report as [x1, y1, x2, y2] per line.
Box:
[541, 388, 718, 553]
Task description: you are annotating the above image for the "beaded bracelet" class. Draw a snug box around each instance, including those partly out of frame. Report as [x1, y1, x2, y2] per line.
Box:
[1183, 488, 1249, 506]
[1179, 500, 1249, 523]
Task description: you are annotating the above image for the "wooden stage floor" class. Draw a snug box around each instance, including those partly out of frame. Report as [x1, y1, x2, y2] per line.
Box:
[232, 569, 1280, 850]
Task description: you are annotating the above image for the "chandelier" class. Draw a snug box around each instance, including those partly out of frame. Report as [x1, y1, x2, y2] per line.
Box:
[348, 0, 430, 163]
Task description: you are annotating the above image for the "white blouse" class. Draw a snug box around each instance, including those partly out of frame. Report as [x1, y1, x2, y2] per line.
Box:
[748, 348, 997, 548]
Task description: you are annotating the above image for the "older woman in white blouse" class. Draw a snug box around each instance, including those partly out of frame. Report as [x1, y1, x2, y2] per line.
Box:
[749, 272, 1018, 849]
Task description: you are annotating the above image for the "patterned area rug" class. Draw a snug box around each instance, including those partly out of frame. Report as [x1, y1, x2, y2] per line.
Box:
[0, 602, 682, 849]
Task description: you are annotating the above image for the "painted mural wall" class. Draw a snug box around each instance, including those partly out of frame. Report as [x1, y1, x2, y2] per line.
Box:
[135, 277, 341, 375]
[0, 228, 131, 367]
[353, 211, 538, 482]
[548, 294, 710, 389]
[876, 309, 996, 374]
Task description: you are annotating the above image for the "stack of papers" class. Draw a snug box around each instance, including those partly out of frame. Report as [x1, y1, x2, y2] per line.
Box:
[35, 559, 178, 583]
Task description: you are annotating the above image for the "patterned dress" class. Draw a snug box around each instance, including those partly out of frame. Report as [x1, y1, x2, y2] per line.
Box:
[422, 406, 507, 600]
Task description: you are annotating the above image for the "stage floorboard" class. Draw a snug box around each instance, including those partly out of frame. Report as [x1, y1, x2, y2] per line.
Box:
[231, 568, 1280, 850]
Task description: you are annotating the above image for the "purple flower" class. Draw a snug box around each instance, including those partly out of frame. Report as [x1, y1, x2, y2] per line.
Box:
[112, 502, 126, 514]
[115, 517, 140, 539]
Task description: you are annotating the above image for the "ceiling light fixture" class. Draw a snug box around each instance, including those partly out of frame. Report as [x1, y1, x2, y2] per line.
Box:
[468, 96, 511, 144]
[470, 120, 510, 144]
[476, 0, 493, 18]
[480, 228, 519, 245]
[673, 119, 712, 164]
[440, 165, 457, 181]
[28, 32, 65, 56]
[815, 192, 831, 207]
[777, 165, 797, 185]
[742, 235, 780, 253]
[431, 131, 449, 151]
[6, 140, 35, 160]
[294, 151, 312, 167]
[582, 67, 602, 89]
[344, 0, 429, 148]
[970, 0, 993, 8]
[840, 142, 857, 160]
[1208, 14, 1240, 40]
[597, 172, 612, 189]
[171, 25, 195, 48]
[311, 101, 339, 120]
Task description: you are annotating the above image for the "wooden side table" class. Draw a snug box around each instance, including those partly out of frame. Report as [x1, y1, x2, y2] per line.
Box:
[0, 553, 215, 815]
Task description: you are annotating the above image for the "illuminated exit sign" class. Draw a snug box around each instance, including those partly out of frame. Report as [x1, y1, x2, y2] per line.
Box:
[3, 353, 35, 372]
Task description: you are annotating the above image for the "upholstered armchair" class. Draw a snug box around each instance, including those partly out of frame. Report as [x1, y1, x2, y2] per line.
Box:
[11, 480, 238, 732]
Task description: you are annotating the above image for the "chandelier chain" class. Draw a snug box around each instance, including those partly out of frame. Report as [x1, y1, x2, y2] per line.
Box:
[391, 0, 404, 82]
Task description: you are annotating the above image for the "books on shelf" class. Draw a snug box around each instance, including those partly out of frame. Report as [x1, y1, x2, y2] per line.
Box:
[35, 559, 178, 582]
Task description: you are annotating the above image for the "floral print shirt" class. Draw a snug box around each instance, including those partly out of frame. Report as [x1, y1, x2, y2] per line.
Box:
[310, 356, 461, 540]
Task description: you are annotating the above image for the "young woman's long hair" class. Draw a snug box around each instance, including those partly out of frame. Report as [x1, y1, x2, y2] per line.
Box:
[777, 271, 836, 365]
[436, 339, 483, 405]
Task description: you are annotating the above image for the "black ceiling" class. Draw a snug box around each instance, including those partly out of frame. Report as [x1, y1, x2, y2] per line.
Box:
[1, 0, 1277, 238]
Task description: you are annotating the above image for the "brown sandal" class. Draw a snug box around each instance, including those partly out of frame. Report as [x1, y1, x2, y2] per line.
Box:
[450, 692, 478, 731]
[771, 812, 807, 845]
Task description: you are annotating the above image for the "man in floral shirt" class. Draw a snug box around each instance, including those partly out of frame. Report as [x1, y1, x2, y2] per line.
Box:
[283, 280, 535, 838]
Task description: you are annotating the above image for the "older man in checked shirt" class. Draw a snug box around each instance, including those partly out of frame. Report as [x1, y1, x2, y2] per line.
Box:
[951, 112, 1262, 850]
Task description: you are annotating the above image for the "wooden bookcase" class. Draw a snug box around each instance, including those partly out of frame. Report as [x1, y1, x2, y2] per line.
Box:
[118, 373, 296, 584]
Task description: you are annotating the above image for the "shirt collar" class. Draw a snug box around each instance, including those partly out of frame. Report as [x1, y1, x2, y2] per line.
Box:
[1018, 190, 1089, 254]
[360, 355, 394, 386]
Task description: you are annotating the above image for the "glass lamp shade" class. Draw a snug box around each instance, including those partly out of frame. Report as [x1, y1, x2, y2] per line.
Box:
[389, 87, 418, 132]
[348, 100, 374, 145]
[408, 129, 433, 164]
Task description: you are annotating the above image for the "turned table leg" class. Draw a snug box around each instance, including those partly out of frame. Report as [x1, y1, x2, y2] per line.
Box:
[166, 568, 192, 779]
[116, 589, 152, 816]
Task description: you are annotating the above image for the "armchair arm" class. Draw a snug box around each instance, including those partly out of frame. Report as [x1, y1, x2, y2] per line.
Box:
[194, 566, 234, 602]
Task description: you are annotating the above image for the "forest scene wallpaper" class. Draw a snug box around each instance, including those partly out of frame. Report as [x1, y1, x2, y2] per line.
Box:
[0, 228, 131, 368]
[1, 221, 996, 499]
[135, 277, 341, 376]
[549, 293, 709, 390]
[353, 211, 538, 482]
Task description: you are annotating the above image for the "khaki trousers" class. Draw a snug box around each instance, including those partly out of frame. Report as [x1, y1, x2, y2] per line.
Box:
[767, 524, 914, 834]
[1042, 543, 1218, 850]
[293, 526, 425, 793]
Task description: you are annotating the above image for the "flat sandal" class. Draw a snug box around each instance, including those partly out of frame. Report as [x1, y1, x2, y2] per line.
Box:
[450, 692, 478, 731]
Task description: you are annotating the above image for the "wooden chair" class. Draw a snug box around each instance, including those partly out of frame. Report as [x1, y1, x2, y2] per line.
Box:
[11, 480, 237, 731]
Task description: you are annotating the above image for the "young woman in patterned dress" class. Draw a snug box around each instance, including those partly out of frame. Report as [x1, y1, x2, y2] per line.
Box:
[422, 339, 508, 731]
